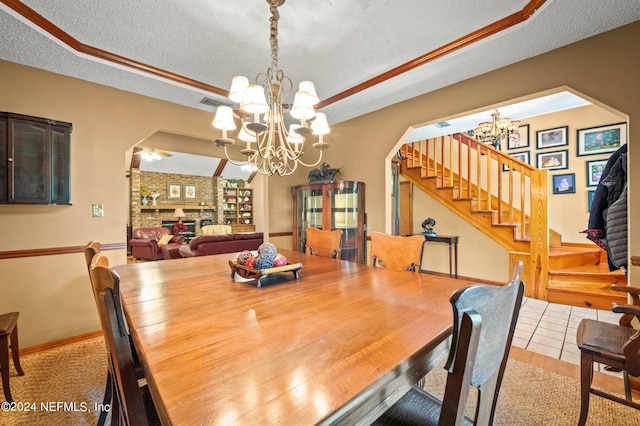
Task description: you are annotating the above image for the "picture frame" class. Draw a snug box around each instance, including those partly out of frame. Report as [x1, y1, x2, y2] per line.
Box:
[507, 124, 530, 150]
[167, 183, 182, 199]
[537, 149, 568, 170]
[576, 122, 627, 156]
[552, 173, 576, 194]
[184, 184, 197, 200]
[585, 159, 608, 187]
[502, 151, 530, 171]
[536, 126, 568, 149]
[588, 190, 596, 212]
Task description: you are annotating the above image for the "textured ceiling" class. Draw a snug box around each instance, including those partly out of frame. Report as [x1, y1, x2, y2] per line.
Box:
[1, 0, 639, 177]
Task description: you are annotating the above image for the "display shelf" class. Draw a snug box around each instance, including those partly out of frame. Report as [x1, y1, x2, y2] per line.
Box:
[292, 181, 366, 264]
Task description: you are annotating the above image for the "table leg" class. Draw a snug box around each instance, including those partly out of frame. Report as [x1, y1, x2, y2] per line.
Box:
[454, 241, 458, 278]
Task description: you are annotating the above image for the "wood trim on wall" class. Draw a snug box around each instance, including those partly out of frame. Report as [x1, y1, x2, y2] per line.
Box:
[20, 330, 103, 357]
[0, 242, 126, 260]
[1, 0, 547, 110]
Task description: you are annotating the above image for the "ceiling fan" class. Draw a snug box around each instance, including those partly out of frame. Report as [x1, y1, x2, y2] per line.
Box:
[135, 147, 173, 160]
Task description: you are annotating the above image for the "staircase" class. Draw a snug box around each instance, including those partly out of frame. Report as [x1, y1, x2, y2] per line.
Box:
[400, 134, 626, 308]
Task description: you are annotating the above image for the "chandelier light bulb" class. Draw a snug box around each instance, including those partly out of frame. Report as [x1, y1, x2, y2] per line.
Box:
[298, 81, 319, 104]
[311, 113, 330, 135]
[212, 106, 236, 131]
[290, 91, 316, 120]
[242, 84, 269, 114]
[229, 76, 249, 103]
[238, 126, 256, 142]
[287, 125, 304, 144]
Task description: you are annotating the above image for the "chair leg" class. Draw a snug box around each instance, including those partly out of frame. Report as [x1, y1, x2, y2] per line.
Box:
[578, 352, 594, 426]
[98, 370, 113, 426]
[623, 371, 632, 401]
[9, 324, 24, 376]
[1, 335, 13, 402]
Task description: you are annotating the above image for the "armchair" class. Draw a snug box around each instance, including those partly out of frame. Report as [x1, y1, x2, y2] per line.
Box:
[130, 227, 184, 260]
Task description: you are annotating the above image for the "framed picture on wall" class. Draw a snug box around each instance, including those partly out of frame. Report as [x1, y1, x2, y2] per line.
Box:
[507, 124, 530, 150]
[184, 184, 197, 199]
[552, 173, 575, 194]
[585, 159, 607, 187]
[536, 126, 568, 149]
[168, 183, 182, 199]
[576, 122, 627, 156]
[502, 151, 530, 171]
[588, 190, 596, 212]
[537, 149, 568, 170]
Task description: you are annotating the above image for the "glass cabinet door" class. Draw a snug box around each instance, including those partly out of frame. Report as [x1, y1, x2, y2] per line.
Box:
[0, 120, 6, 202]
[292, 181, 365, 263]
[11, 120, 50, 203]
[331, 185, 360, 262]
[51, 125, 71, 204]
[295, 186, 324, 253]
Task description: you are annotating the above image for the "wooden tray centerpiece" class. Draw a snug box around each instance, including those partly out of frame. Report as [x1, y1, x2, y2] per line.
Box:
[229, 260, 303, 287]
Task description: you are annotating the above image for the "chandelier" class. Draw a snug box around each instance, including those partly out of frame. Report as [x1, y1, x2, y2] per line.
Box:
[211, 0, 330, 177]
[473, 109, 520, 149]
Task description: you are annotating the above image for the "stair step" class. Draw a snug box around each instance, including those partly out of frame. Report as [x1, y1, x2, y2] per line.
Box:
[549, 246, 601, 269]
[547, 287, 627, 310]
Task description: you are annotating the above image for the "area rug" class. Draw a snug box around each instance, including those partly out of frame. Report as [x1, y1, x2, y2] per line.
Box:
[1, 337, 107, 426]
[422, 359, 640, 425]
[2, 337, 640, 425]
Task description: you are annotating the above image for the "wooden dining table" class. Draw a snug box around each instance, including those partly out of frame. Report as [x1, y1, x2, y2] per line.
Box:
[114, 249, 476, 425]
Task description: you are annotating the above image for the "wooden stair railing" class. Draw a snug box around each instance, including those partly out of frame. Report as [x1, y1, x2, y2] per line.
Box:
[401, 132, 549, 300]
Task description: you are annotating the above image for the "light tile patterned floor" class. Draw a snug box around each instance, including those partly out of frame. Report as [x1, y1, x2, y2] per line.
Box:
[514, 297, 623, 378]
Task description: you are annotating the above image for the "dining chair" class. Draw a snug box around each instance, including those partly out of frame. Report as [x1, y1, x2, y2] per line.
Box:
[576, 284, 640, 425]
[304, 227, 343, 259]
[91, 265, 160, 426]
[369, 231, 424, 272]
[83, 241, 101, 272]
[83, 242, 112, 426]
[373, 261, 525, 425]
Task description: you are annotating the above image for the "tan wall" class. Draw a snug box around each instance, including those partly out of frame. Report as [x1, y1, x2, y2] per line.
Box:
[1, 21, 638, 347]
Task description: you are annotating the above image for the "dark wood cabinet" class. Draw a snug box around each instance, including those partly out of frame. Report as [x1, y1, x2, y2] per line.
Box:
[0, 112, 72, 204]
[292, 181, 366, 263]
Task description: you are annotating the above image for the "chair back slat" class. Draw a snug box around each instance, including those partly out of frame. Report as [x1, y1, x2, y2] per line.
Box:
[305, 227, 343, 259]
[369, 231, 424, 272]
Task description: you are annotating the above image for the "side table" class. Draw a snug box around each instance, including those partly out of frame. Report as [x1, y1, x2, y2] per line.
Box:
[421, 234, 458, 278]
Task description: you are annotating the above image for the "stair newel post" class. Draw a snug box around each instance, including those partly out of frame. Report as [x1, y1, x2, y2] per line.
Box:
[528, 168, 549, 300]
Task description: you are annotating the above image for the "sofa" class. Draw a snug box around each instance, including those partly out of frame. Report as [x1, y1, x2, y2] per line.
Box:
[130, 227, 185, 260]
[179, 232, 263, 257]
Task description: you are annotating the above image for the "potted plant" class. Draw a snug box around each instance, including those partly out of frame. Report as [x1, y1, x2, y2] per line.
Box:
[140, 184, 150, 205]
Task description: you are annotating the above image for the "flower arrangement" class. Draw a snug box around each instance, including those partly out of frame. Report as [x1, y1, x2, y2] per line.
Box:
[149, 191, 160, 205]
[140, 184, 150, 198]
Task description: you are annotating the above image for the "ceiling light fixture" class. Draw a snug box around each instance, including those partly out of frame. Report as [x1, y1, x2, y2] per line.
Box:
[473, 109, 520, 149]
[141, 150, 163, 161]
[211, 0, 330, 177]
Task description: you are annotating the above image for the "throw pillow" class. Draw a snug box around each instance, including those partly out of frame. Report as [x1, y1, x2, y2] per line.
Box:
[157, 234, 173, 246]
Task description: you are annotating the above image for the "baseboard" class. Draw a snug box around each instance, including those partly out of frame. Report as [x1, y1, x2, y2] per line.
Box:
[19, 330, 103, 357]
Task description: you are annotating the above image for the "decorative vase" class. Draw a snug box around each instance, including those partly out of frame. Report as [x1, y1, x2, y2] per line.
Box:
[152, 197, 157, 206]
[141, 196, 148, 206]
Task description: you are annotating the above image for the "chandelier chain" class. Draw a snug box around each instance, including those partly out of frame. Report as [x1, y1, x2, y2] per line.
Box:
[269, 1, 280, 72]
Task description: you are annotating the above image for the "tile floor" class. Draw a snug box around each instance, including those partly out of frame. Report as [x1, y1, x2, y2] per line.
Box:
[514, 297, 623, 378]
